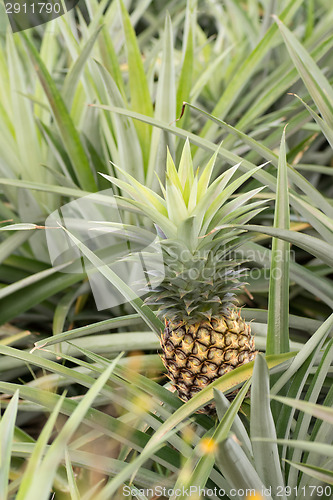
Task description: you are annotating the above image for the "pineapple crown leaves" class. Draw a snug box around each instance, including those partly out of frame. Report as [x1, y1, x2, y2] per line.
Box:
[103, 140, 268, 323]
[103, 140, 267, 246]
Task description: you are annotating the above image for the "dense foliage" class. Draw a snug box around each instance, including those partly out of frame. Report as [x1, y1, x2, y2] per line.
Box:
[0, 1, 332, 499]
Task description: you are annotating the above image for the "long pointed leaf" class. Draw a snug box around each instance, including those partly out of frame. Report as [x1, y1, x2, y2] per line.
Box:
[19, 33, 97, 191]
[275, 17, 333, 128]
[251, 355, 286, 498]
[0, 391, 19, 499]
[118, 0, 153, 169]
[59, 225, 164, 336]
[266, 129, 290, 355]
[216, 436, 272, 499]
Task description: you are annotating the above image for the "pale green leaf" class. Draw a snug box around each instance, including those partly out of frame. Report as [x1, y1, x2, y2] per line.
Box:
[272, 396, 333, 425]
[275, 17, 333, 128]
[285, 460, 333, 486]
[0, 391, 19, 499]
[266, 129, 290, 355]
[251, 355, 286, 498]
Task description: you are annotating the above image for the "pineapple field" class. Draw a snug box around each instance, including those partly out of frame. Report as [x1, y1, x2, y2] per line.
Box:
[0, 0, 333, 499]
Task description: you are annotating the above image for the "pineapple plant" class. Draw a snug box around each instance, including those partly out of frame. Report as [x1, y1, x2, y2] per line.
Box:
[108, 140, 267, 412]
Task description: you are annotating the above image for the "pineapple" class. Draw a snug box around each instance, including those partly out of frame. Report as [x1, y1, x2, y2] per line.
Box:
[109, 140, 266, 412]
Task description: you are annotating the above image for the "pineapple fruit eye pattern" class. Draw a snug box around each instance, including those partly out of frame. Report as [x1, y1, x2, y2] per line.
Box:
[108, 140, 266, 412]
[161, 312, 257, 413]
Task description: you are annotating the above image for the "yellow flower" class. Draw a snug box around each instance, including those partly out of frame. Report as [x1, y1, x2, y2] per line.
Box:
[198, 437, 218, 455]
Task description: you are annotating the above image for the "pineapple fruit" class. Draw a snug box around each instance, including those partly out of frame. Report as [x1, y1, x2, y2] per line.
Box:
[161, 312, 256, 412]
[109, 140, 266, 412]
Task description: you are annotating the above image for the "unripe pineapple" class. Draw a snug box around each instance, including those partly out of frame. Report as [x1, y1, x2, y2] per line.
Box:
[108, 140, 266, 412]
[161, 312, 256, 412]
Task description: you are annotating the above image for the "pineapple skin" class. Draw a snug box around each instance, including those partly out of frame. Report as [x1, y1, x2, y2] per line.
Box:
[161, 309, 257, 413]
